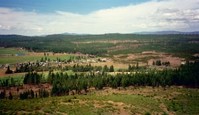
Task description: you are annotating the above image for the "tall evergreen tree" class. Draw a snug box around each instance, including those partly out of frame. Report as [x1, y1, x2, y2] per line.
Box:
[5, 66, 13, 74]
[109, 65, 114, 72]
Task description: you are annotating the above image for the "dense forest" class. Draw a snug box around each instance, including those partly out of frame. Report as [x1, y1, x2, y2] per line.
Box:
[50, 62, 199, 96]
[0, 34, 199, 57]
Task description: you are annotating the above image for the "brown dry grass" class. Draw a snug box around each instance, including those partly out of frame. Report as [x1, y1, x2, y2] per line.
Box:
[91, 61, 128, 69]
[95, 86, 183, 101]
[72, 40, 139, 44]
[113, 51, 184, 68]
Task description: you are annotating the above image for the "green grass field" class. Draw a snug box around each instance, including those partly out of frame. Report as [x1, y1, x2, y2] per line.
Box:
[0, 48, 74, 64]
[0, 87, 198, 115]
[0, 55, 42, 64]
[0, 47, 27, 55]
[0, 74, 24, 86]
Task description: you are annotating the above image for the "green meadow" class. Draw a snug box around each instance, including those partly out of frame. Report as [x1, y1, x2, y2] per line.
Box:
[0, 87, 198, 115]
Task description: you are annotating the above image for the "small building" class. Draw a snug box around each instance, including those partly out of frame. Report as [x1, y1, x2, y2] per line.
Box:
[100, 58, 107, 62]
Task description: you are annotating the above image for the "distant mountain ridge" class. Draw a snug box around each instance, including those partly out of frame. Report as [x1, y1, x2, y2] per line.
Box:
[134, 31, 199, 35]
[0, 31, 199, 37]
[62, 31, 199, 35]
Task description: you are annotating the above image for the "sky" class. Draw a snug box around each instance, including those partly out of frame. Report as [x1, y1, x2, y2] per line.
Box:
[0, 0, 199, 35]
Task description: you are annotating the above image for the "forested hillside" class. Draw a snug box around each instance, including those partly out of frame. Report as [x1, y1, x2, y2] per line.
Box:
[1, 34, 199, 57]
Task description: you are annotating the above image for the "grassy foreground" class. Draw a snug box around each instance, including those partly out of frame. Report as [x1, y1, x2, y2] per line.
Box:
[0, 86, 198, 115]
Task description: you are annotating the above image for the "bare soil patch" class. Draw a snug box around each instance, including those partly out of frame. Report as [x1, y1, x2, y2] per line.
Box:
[113, 51, 184, 68]
[72, 40, 139, 44]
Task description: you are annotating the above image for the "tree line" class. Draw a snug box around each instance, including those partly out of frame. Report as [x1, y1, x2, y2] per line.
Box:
[1, 62, 198, 99]
[63, 64, 114, 72]
[19, 89, 49, 100]
[49, 62, 199, 96]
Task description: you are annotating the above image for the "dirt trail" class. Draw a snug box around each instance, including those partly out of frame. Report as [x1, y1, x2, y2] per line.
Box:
[159, 103, 175, 115]
[107, 100, 129, 115]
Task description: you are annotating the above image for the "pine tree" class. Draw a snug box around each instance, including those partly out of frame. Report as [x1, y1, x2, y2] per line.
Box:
[103, 65, 109, 72]
[31, 89, 34, 98]
[0, 90, 6, 99]
[5, 66, 13, 74]
[136, 62, 139, 69]
[8, 92, 13, 100]
[128, 65, 132, 71]
[109, 65, 114, 72]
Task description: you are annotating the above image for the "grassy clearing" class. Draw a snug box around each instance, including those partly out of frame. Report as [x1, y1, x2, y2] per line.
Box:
[165, 88, 199, 115]
[0, 73, 24, 79]
[0, 47, 76, 64]
[0, 47, 27, 55]
[0, 55, 73, 64]
[78, 93, 162, 114]
[0, 96, 115, 115]
[0, 87, 198, 115]
[0, 55, 42, 64]
[0, 74, 24, 86]
[41, 70, 75, 80]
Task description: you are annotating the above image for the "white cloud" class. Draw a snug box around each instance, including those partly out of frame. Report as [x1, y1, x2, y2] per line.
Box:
[0, 0, 199, 35]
